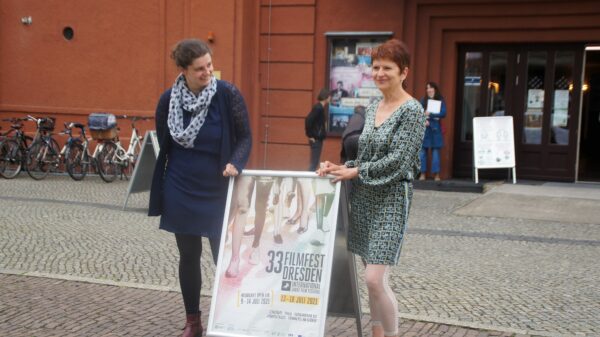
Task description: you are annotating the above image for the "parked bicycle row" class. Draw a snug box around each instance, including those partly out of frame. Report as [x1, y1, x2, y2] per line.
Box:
[0, 113, 153, 182]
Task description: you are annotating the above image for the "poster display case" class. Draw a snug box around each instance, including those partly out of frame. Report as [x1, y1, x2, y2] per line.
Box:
[325, 33, 391, 135]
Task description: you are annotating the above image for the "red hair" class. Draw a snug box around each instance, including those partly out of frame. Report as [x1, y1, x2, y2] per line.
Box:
[371, 39, 411, 71]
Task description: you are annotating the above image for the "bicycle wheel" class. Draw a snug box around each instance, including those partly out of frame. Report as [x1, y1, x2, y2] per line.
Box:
[26, 139, 60, 180]
[65, 141, 88, 181]
[48, 138, 61, 172]
[0, 140, 22, 179]
[97, 141, 119, 183]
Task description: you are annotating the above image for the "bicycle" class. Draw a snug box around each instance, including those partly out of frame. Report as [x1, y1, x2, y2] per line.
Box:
[25, 116, 61, 180]
[94, 114, 152, 183]
[0, 117, 34, 179]
[60, 122, 98, 181]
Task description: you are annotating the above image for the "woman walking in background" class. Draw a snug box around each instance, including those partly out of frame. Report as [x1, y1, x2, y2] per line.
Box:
[318, 39, 425, 337]
[419, 81, 446, 181]
[148, 39, 252, 337]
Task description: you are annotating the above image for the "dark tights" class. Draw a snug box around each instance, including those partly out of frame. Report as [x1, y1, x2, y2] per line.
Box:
[175, 234, 220, 314]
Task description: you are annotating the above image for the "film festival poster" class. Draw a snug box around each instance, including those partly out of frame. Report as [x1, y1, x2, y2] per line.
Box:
[207, 170, 341, 337]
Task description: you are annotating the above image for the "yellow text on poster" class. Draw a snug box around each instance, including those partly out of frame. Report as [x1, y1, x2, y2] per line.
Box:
[279, 295, 320, 305]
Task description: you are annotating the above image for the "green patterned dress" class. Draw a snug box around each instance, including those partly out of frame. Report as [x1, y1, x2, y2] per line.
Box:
[345, 98, 426, 265]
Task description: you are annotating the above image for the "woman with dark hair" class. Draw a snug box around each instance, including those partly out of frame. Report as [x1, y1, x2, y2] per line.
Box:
[419, 81, 447, 181]
[305, 88, 330, 171]
[148, 38, 252, 337]
[318, 39, 425, 337]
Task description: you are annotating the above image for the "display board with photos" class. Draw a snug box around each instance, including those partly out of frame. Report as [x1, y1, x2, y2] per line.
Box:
[327, 35, 390, 135]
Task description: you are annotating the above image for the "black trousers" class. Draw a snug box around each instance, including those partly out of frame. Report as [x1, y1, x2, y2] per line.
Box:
[175, 234, 220, 314]
[308, 139, 323, 171]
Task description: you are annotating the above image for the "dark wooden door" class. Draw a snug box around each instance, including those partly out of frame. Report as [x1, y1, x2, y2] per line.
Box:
[453, 44, 583, 181]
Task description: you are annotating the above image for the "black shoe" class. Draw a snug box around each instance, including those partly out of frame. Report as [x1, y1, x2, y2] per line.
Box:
[297, 226, 308, 234]
[273, 234, 283, 244]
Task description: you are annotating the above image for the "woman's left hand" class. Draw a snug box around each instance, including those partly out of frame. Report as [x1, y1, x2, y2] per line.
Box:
[328, 166, 359, 183]
[317, 161, 358, 183]
[223, 163, 239, 177]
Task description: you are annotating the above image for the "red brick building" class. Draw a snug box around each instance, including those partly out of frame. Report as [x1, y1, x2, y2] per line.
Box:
[2, 0, 599, 181]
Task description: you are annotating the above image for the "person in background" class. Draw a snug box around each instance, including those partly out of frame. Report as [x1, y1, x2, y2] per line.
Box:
[318, 39, 425, 337]
[305, 88, 330, 171]
[419, 81, 446, 181]
[340, 105, 366, 163]
[148, 39, 252, 337]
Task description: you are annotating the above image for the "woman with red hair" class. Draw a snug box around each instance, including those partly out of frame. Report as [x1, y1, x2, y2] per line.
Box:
[318, 39, 425, 337]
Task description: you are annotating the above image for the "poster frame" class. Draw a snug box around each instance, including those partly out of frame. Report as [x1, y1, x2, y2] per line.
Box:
[324, 32, 392, 136]
[207, 169, 342, 337]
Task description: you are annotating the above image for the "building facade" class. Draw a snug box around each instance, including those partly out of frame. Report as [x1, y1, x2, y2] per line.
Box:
[2, 0, 599, 181]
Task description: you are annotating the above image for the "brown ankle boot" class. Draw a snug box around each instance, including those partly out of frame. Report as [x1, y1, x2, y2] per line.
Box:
[181, 312, 202, 337]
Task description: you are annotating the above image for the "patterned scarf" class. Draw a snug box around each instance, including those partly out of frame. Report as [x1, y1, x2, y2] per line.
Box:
[167, 74, 217, 148]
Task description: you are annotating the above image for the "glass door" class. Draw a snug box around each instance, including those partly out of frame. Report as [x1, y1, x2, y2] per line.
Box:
[453, 47, 516, 178]
[515, 47, 582, 180]
[454, 44, 583, 181]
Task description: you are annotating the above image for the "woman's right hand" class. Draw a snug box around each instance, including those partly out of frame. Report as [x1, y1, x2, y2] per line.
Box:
[222, 163, 239, 177]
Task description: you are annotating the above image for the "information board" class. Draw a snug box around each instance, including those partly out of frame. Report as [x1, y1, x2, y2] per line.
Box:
[122, 131, 159, 210]
[472, 116, 516, 183]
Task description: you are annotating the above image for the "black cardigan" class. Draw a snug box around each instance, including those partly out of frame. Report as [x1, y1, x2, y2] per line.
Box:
[304, 102, 327, 140]
[148, 80, 252, 216]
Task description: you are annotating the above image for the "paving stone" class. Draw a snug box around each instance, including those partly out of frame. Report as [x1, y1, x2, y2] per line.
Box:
[0, 176, 599, 336]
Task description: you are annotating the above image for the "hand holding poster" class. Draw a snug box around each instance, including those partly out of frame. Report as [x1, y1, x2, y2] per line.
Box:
[208, 170, 341, 337]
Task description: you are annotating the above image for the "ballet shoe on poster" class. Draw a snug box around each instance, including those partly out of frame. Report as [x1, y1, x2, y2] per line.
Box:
[296, 226, 308, 234]
[273, 234, 283, 244]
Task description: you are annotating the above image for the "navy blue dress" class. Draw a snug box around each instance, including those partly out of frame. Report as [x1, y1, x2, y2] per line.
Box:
[149, 80, 252, 239]
[159, 104, 228, 238]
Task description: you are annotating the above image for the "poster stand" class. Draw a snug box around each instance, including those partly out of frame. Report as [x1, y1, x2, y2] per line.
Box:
[122, 131, 159, 210]
[326, 181, 363, 336]
[472, 116, 517, 184]
[207, 170, 363, 337]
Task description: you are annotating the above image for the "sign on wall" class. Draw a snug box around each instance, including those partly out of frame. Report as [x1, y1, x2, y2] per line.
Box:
[207, 170, 341, 337]
[472, 116, 516, 183]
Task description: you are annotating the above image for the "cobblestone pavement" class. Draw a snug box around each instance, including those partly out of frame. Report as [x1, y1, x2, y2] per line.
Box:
[1, 175, 599, 337]
[0, 273, 527, 337]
